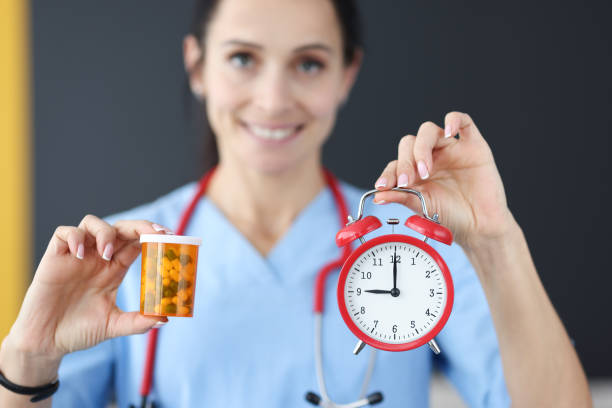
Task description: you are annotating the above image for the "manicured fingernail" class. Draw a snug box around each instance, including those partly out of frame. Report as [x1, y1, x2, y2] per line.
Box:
[102, 243, 113, 261]
[444, 124, 452, 138]
[397, 173, 409, 187]
[76, 243, 84, 260]
[152, 223, 174, 234]
[417, 161, 429, 179]
[153, 321, 167, 329]
[374, 199, 386, 205]
[375, 177, 387, 189]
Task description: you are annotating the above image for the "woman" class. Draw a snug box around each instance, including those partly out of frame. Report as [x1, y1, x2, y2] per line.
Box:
[0, 0, 591, 406]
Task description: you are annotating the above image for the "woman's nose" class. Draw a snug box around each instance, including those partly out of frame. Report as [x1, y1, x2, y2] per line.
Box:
[253, 66, 295, 115]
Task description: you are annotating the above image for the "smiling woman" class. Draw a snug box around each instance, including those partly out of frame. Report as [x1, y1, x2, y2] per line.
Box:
[184, 0, 361, 176]
[0, 0, 593, 407]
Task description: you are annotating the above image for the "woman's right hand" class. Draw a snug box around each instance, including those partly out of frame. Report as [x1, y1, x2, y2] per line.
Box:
[5, 215, 170, 361]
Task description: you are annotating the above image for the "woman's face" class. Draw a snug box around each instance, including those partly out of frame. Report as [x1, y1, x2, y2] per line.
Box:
[186, 0, 361, 174]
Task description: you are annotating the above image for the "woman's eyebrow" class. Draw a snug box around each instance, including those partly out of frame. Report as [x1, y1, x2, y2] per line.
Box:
[293, 43, 333, 54]
[221, 39, 333, 54]
[222, 40, 263, 49]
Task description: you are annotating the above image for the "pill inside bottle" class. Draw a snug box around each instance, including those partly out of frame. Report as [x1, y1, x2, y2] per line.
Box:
[140, 234, 202, 317]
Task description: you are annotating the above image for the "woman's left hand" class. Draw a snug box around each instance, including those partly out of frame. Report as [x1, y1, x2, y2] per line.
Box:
[374, 111, 516, 249]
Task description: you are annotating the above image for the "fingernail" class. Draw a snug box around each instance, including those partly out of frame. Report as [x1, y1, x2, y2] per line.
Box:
[444, 124, 452, 138]
[375, 177, 387, 189]
[102, 243, 113, 261]
[417, 161, 429, 179]
[153, 321, 167, 329]
[374, 199, 386, 205]
[152, 223, 174, 234]
[76, 243, 84, 260]
[397, 173, 409, 187]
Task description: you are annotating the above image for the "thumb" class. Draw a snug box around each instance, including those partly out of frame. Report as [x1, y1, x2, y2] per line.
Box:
[107, 309, 168, 338]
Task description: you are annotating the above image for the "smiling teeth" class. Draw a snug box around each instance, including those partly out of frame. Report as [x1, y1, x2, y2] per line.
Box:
[249, 125, 296, 140]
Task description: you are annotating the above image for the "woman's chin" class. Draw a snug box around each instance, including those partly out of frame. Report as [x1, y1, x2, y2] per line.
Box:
[248, 155, 304, 175]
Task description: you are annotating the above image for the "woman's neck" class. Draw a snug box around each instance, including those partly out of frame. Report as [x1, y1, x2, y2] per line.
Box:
[206, 154, 326, 256]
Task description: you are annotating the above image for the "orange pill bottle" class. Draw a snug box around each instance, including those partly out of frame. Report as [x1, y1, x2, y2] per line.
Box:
[139, 234, 202, 317]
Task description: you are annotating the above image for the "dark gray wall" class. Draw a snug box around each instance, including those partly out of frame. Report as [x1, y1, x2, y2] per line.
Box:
[33, 1, 612, 377]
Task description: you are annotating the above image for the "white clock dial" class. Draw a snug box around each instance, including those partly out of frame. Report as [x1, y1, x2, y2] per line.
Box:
[343, 241, 448, 344]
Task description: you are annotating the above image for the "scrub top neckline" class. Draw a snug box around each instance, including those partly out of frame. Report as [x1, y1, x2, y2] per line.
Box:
[195, 184, 335, 278]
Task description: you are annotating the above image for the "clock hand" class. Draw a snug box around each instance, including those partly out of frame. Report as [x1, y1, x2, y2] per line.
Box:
[392, 246, 398, 291]
[364, 289, 392, 294]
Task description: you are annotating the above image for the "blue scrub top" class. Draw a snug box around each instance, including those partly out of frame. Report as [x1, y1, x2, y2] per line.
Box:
[53, 180, 510, 407]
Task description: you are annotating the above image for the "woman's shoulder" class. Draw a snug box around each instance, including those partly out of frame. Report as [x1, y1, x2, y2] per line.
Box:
[103, 181, 199, 229]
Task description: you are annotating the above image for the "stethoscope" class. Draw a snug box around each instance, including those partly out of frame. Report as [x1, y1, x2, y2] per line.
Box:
[131, 168, 383, 408]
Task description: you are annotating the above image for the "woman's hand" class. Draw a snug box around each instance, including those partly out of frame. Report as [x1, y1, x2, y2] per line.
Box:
[374, 111, 515, 249]
[5, 216, 171, 361]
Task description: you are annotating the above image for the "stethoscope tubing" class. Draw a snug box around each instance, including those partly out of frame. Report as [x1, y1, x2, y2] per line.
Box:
[135, 168, 381, 407]
[313, 313, 378, 408]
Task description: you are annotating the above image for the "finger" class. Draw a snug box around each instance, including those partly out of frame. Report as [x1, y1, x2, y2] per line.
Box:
[413, 121, 450, 180]
[51, 226, 87, 260]
[444, 111, 480, 140]
[107, 309, 168, 338]
[111, 240, 143, 272]
[111, 220, 174, 269]
[78, 214, 117, 261]
[373, 160, 398, 198]
[372, 189, 425, 215]
[113, 220, 174, 242]
[396, 135, 417, 187]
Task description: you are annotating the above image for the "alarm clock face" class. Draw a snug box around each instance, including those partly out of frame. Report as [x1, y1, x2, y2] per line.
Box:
[337, 234, 453, 351]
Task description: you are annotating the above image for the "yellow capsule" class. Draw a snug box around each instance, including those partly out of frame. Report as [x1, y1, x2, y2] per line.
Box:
[172, 296, 178, 304]
[178, 306, 191, 315]
[154, 304, 161, 314]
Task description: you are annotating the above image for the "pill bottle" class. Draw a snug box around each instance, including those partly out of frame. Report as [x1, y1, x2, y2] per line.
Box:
[139, 234, 202, 317]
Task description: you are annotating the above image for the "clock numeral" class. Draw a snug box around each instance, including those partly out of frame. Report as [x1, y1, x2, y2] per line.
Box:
[411, 257, 416, 265]
[410, 320, 415, 329]
[373, 320, 379, 328]
[392, 324, 398, 333]
[360, 306, 366, 314]
[373, 258, 382, 266]
[425, 308, 431, 316]
[356, 288, 361, 296]
[425, 271, 431, 279]
[429, 289, 434, 297]
[361, 271, 372, 280]
[389, 255, 401, 264]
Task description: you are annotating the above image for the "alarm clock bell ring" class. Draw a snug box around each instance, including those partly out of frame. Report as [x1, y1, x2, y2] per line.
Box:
[336, 187, 454, 357]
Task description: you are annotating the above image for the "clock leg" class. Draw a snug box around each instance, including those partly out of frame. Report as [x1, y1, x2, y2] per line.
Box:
[428, 338, 441, 354]
[353, 340, 367, 355]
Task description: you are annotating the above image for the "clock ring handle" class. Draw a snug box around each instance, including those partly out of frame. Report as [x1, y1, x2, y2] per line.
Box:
[349, 188, 437, 225]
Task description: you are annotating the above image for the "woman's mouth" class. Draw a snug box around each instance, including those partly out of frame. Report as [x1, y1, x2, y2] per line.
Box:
[241, 121, 305, 144]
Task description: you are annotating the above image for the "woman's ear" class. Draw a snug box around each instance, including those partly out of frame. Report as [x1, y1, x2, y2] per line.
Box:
[338, 48, 364, 105]
[183, 34, 205, 99]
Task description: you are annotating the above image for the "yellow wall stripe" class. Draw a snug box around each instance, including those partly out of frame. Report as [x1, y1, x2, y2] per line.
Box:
[0, 0, 31, 341]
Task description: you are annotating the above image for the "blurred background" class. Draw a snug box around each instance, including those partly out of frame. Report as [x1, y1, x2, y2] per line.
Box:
[1, 0, 610, 405]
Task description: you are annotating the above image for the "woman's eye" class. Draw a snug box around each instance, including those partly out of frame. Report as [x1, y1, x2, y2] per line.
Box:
[229, 52, 254, 69]
[298, 59, 324, 74]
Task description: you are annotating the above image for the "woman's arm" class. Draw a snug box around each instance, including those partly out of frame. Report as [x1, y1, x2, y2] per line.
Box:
[374, 112, 591, 407]
[465, 214, 591, 407]
[0, 337, 60, 408]
[0, 217, 168, 407]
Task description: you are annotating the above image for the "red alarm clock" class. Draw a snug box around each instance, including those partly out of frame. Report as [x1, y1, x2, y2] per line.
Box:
[336, 188, 454, 355]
